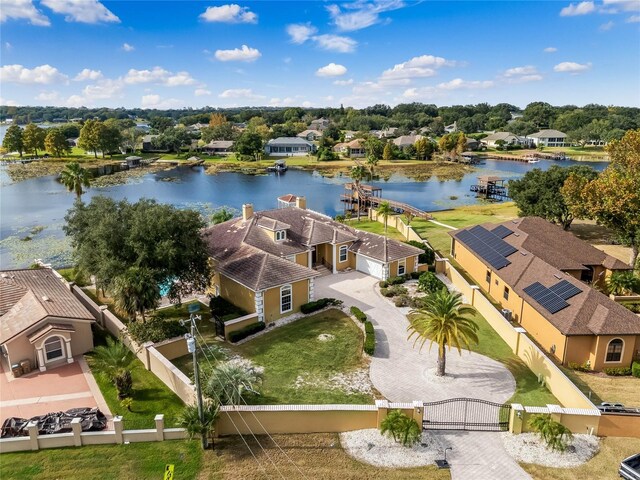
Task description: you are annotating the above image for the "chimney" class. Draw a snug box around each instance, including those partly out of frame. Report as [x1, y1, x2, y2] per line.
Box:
[242, 204, 254, 221]
[295, 196, 306, 209]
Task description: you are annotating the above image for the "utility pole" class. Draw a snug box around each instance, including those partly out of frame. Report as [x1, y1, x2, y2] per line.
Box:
[185, 303, 206, 449]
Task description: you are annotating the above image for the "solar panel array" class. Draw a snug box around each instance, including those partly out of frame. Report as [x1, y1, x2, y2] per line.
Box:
[491, 225, 513, 239]
[456, 225, 518, 270]
[523, 279, 583, 314]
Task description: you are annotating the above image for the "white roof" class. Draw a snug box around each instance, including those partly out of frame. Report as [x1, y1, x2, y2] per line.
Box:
[529, 129, 567, 139]
[267, 137, 314, 146]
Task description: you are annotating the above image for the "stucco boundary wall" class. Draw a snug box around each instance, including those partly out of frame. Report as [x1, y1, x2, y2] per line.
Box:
[0, 415, 187, 454]
[436, 258, 597, 411]
[215, 400, 422, 437]
[368, 210, 424, 244]
[224, 313, 260, 337]
[509, 404, 601, 436]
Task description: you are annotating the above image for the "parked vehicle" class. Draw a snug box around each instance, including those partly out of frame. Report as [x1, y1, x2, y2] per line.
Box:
[619, 453, 640, 480]
[597, 402, 626, 413]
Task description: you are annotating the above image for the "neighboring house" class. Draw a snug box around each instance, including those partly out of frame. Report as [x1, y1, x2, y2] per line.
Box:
[202, 198, 422, 323]
[141, 134, 169, 152]
[444, 121, 457, 133]
[296, 130, 322, 141]
[265, 137, 317, 156]
[481, 132, 530, 148]
[309, 118, 330, 131]
[466, 138, 480, 151]
[334, 139, 366, 158]
[0, 268, 96, 375]
[202, 140, 234, 155]
[393, 135, 423, 148]
[375, 127, 398, 139]
[449, 217, 638, 371]
[343, 130, 357, 140]
[528, 129, 567, 147]
[66, 137, 79, 147]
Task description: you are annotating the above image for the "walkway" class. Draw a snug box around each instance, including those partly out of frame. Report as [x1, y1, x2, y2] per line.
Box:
[315, 272, 530, 480]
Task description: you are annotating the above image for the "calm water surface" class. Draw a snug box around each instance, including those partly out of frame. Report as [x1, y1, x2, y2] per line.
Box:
[0, 158, 608, 269]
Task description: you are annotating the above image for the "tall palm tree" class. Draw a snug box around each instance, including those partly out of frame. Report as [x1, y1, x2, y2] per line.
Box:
[60, 162, 91, 199]
[408, 289, 479, 376]
[92, 336, 135, 399]
[350, 165, 367, 221]
[112, 267, 160, 322]
[366, 154, 378, 178]
[377, 201, 393, 233]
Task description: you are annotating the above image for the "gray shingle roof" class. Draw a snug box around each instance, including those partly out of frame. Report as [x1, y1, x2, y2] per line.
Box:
[267, 137, 314, 147]
[528, 129, 567, 139]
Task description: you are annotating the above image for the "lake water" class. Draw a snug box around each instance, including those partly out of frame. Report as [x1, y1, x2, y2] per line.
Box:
[0, 158, 608, 269]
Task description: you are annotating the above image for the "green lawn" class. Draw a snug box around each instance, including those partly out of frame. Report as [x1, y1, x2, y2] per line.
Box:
[175, 309, 373, 405]
[347, 218, 407, 241]
[412, 202, 519, 254]
[0, 441, 204, 480]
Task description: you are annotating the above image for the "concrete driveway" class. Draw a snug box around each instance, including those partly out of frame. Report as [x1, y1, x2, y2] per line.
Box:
[315, 272, 530, 480]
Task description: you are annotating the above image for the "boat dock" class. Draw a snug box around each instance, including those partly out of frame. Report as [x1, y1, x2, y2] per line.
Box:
[470, 175, 510, 200]
[341, 183, 432, 219]
[480, 151, 568, 163]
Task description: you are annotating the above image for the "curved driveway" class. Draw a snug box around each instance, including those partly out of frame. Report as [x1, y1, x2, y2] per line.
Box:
[315, 271, 530, 480]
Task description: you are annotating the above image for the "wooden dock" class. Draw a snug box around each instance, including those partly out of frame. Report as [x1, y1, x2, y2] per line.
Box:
[341, 183, 432, 219]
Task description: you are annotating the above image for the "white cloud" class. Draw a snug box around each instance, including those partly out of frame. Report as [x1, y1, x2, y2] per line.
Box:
[312, 34, 357, 53]
[0, 64, 68, 84]
[81, 78, 124, 99]
[554, 61, 592, 73]
[603, 0, 640, 12]
[334, 78, 354, 86]
[194, 88, 212, 96]
[41, 0, 120, 24]
[560, 1, 596, 16]
[0, 97, 20, 106]
[35, 91, 60, 102]
[141, 94, 183, 108]
[219, 88, 264, 99]
[268, 97, 296, 106]
[503, 65, 538, 77]
[316, 63, 347, 77]
[65, 95, 85, 107]
[327, 0, 406, 31]
[4, 42, 13, 50]
[599, 20, 615, 30]
[627, 14, 640, 22]
[302, 101, 312, 108]
[381, 54, 455, 80]
[199, 4, 257, 23]
[214, 45, 261, 62]
[436, 78, 495, 90]
[74, 68, 103, 81]
[286, 23, 317, 43]
[124, 67, 196, 86]
[0, 0, 50, 26]
[122, 43, 135, 52]
[544, 47, 558, 53]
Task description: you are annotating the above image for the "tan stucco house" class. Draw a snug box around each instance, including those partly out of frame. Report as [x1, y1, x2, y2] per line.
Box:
[0, 268, 96, 374]
[202, 196, 422, 323]
[449, 217, 639, 371]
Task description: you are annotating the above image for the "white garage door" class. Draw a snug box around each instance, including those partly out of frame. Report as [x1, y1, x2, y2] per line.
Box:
[356, 255, 384, 279]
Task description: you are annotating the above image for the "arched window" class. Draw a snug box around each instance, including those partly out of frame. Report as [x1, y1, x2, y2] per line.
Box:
[605, 338, 624, 362]
[44, 336, 64, 362]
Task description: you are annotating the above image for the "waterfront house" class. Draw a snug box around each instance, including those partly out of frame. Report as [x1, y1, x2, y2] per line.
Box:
[309, 118, 330, 131]
[481, 132, 531, 148]
[334, 139, 366, 158]
[0, 268, 95, 375]
[449, 217, 638, 371]
[393, 134, 424, 149]
[203, 197, 422, 323]
[528, 129, 568, 147]
[265, 137, 316, 156]
[445, 122, 457, 133]
[296, 130, 323, 141]
[141, 134, 170, 152]
[202, 140, 234, 155]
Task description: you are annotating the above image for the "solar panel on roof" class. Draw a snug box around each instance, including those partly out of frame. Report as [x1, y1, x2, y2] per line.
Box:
[523, 282, 570, 314]
[491, 225, 513, 239]
[457, 229, 513, 269]
[549, 279, 582, 300]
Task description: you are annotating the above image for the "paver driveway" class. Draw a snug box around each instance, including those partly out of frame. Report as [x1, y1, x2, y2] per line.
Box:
[315, 271, 530, 480]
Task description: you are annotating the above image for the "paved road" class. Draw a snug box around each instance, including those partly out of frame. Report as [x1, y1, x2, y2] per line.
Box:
[315, 271, 530, 480]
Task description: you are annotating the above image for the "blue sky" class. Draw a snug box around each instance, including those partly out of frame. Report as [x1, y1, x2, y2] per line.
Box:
[1, 0, 639, 109]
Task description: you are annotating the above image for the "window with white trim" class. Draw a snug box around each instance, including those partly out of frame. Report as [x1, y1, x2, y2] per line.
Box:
[280, 285, 292, 313]
[606, 338, 623, 362]
[397, 259, 406, 276]
[339, 245, 348, 263]
[276, 230, 286, 241]
[44, 336, 64, 362]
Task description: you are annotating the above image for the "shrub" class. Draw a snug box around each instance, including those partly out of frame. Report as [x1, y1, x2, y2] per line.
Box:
[529, 414, 573, 452]
[632, 362, 640, 379]
[409, 296, 427, 309]
[127, 316, 188, 343]
[394, 295, 410, 307]
[380, 410, 421, 446]
[364, 321, 374, 335]
[603, 367, 632, 376]
[363, 322, 375, 355]
[300, 298, 342, 314]
[410, 271, 421, 280]
[388, 285, 408, 296]
[227, 322, 266, 343]
[380, 288, 393, 298]
[568, 361, 591, 372]
[350, 306, 367, 323]
[387, 276, 406, 285]
[418, 271, 446, 294]
[405, 240, 435, 265]
[209, 296, 246, 320]
[379, 280, 389, 288]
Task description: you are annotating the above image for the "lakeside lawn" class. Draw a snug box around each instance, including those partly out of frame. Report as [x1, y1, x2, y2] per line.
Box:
[174, 309, 374, 405]
[559, 367, 640, 406]
[484, 146, 608, 160]
[345, 218, 407, 242]
[412, 202, 519, 254]
[520, 436, 640, 480]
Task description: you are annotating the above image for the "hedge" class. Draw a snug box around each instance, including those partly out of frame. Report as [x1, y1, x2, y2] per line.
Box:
[632, 361, 640, 378]
[405, 240, 435, 265]
[350, 306, 367, 323]
[387, 276, 406, 286]
[603, 367, 632, 376]
[210, 296, 246, 321]
[127, 317, 188, 344]
[300, 297, 342, 314]
[364, 321, 375, 355]
[418, 271, 446, 294]
[364, 321, 374, 335]
[227, 322, 266, 343]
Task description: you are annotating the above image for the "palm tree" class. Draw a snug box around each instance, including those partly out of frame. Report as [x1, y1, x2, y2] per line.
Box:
[408, 289, 479, 377]
[112, 267, 160, 322]
[529, 414, 573, 451]
[92, 336, 135, 399]
[350, 165, 367, 221]
[377, 201, 393, 233]
[606, 271, 640, 296]
[366, 154, 378, 178]
[179, 401, 219, 449]
[60, 162, 91, 199]
[204, 360, 263, 405]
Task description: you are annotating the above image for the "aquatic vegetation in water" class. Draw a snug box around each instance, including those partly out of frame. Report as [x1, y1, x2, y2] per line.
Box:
[0, 233, 73, 268]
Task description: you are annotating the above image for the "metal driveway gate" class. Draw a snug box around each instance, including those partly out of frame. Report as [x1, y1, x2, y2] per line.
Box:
[423, 398, 511, 432]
